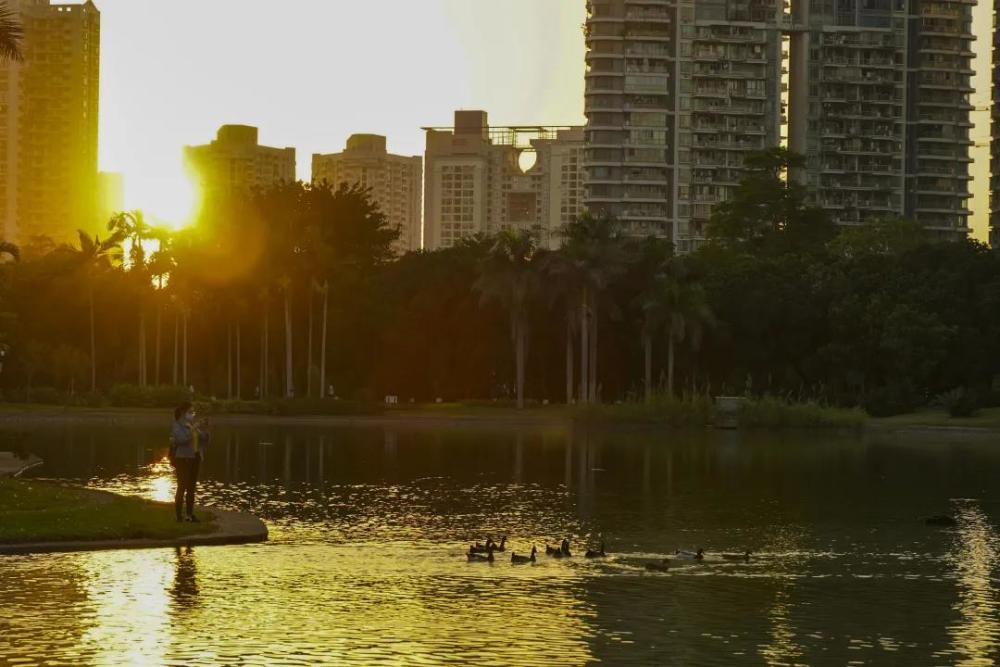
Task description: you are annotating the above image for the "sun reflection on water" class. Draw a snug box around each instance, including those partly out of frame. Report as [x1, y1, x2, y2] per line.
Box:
[947, 501, 1000, 666]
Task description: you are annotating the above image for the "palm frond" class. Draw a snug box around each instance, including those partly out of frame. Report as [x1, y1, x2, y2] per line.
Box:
[0, 3, 23, 64]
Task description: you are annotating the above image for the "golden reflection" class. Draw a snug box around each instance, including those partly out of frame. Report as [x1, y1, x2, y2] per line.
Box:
[948, 502, 1000, 666]
[171, 546, 200, 608]
[146, 457, 177, 503]
[760, 528, 806, 666]
[79, 551, 173, 665]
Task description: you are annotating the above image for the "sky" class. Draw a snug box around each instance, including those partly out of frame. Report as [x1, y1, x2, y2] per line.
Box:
[90, 0, 991, 239]
[92, 0, 587, 226]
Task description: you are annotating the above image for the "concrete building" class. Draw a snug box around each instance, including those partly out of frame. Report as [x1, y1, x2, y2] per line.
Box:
[423, 110, 585, 250]
[990, 0, 1000, 246]
[793, 0, 974, 237]
[96, 171, 124, 225]
[1, 0, 100, 242]
[184, 125, 296, 197]
[585, 0, 975, 247]
[312, 134, 423, 253]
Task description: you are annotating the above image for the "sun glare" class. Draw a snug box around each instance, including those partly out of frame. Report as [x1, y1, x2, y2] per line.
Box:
[124, 172, 198, 231]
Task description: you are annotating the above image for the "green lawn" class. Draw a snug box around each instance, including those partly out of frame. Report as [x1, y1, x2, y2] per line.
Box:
[872, 407, 1000, 429]
[0, 480, 216, 544]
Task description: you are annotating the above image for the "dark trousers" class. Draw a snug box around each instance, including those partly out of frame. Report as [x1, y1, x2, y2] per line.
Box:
[174, 457, 200, 519]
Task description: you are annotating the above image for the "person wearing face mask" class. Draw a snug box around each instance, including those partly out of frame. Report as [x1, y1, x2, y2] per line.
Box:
[169, 401, 210, 522]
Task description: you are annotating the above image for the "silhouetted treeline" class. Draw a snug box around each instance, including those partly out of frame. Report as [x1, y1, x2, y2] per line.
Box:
[0, 150, 997, 416]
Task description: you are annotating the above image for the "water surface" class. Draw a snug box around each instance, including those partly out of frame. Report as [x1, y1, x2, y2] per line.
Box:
[2, 423, 999, 665]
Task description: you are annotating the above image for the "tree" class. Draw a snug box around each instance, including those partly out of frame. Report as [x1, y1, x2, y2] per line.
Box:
[64, 230, 123, 392]
[474, 230, 538, 409]
[108, 210, 155, 386]
[0, 3, 22, 63]
[707, 148, 834, 254]
[556, 213, 628, 403]
[642, 259, 714, 397]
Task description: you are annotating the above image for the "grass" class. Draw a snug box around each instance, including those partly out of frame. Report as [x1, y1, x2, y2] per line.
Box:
[739, 397, 866, 429]
[872, 406, 1000, 429]
[0, 479, 216, 545]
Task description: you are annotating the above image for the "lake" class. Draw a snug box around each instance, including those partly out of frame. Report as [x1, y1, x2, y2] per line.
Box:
[1, 421, 999, 665]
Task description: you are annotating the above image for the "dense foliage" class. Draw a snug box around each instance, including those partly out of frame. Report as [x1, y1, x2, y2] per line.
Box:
[0, 151, 996, 417]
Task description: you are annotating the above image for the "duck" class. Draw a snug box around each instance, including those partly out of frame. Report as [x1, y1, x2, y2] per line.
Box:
[585, 541, 607, 559]
[548, 538, 572, 558]
[469, 537, 495, 555]
[645, 559, 669, 572]
[721, 551, 751, 562]
[511, 545, 537, 564]
[674, 548, 705, 561]
[492, 536, 508, 553]
[467, 545, 495, 563]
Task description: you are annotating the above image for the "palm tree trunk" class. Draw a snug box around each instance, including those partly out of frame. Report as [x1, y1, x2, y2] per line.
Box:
[172, 312, 178, 386]
[89, 286, 96, 393]
[579, 288, 589, 405]
[227, 321, 233, 399]
[263, 303, 269, 398]
[565, 309, 573, 405]
[138, 312, 145, 387]
[182, 313, 188, 387]
[307, 284, 314, 398]
[155, 306, 162, 386]
[644, 331, 652, 404]
[589, 300, 598, 403]
[515, 317, 525, 410]
[320, 281, 328, 398]
[667, 335, 675, 397]
[284, 290, 293, 398]
[236, 322, 242, 400]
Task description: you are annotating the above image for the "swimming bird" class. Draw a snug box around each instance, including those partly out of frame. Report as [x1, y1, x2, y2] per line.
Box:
[645, 559, 669, 572]
[674, 548, 704, 561]
[467, 545, 495, 563]
[511, 545, 537, 564]
[492, 536, 508, 553]
[469, 538, 495, 555]
[585, 541, 607, 559]
[549, 538, 572, 558]
[721, 551, 751, 562]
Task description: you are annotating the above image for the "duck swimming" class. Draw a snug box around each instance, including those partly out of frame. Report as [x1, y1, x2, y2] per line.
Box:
[674, 548, 704, 561]
[511, 545, 537, 564]
[721, 551, 751, 562]
[467, 545, 495, 563]
[492, 536, 508, 553]
[585, 541, 607, 559]
[548, 539, 572, 558]
[469, 538, 494, 555]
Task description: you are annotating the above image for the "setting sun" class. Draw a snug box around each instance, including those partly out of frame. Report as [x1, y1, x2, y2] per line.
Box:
[123, 170, 198, 231]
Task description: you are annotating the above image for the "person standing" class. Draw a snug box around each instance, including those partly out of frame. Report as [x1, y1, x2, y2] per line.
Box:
[169, 401, 209, 522]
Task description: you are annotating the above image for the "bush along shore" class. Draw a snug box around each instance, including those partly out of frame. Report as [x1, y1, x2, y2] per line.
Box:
[573, 394, 866, 430]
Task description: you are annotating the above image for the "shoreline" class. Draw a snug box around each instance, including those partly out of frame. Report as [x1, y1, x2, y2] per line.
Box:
[0, 404, 997, 435]
[0, 507, 269, 556]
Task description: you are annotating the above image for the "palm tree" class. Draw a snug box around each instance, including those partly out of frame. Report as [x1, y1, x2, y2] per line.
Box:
[147, 230, 176, 386]
[473, 230, 538, 409]
[67, 230, 123, 393]
[108, 210, 154, 386]
[0, 3, 23, 63]
[643, 261, 714, 397]
[536, 248, 578, 405]
[555, 213, 627, 404]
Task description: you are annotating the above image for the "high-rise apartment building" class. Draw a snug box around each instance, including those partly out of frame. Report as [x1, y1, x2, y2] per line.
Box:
[184, 125, 296, 197]
[312, 134, 423, 253]
[584, 0, 975, 247]
[423, 110, 584, 250]
[990, 0, 1000, 246]
[794, 0, 974, 236]
[1, 0, 100, 242]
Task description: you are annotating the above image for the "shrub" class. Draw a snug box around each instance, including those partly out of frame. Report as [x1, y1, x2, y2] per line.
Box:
[108, 384, 192, 408]
[935, 387, 979, 418]
[272, 398, 382, 417]
[740, 396, 866, 429]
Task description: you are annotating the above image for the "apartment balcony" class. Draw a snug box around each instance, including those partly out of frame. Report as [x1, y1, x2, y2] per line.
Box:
[624, 28, 672, 41]
[624, 8, 671, 22]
